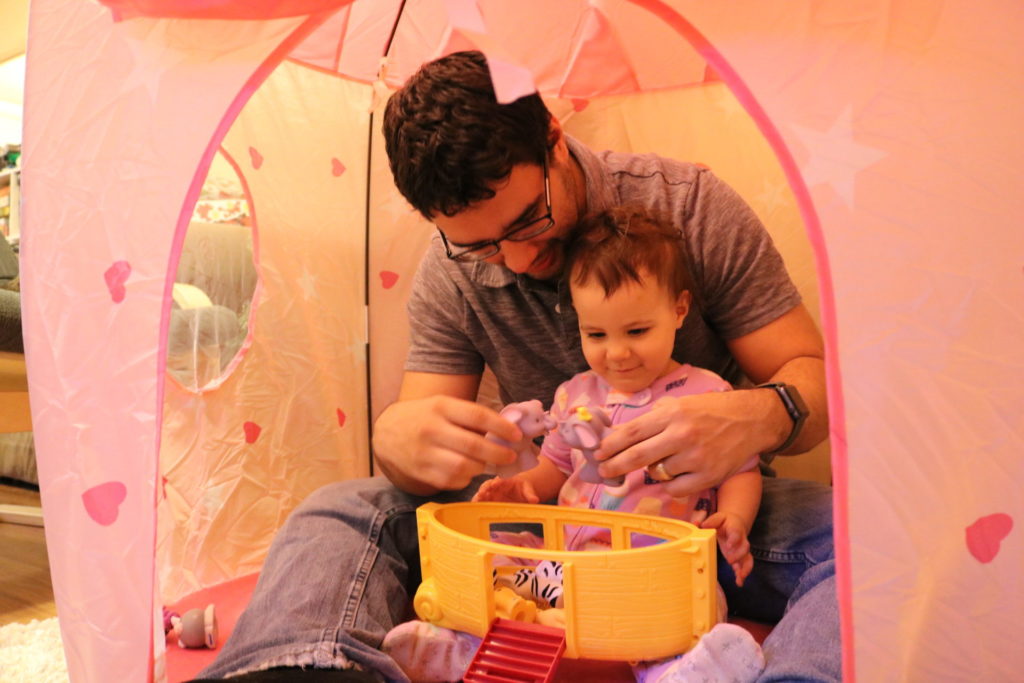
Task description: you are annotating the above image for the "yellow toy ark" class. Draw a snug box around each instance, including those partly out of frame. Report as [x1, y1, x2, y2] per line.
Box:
[413, 501, 717, 662]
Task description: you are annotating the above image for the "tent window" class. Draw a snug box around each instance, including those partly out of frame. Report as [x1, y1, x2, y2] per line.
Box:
[167, 150, 256, 391]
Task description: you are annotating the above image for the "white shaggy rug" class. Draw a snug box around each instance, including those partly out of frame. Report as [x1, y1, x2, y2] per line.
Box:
[0, 618, 69, 683]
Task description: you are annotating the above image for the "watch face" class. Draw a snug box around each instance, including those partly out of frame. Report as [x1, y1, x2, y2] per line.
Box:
[780, 384, 809, 419]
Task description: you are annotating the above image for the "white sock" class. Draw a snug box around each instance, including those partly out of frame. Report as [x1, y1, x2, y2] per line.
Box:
[633, 623, 765, 683]
[381, 620, 481, 683]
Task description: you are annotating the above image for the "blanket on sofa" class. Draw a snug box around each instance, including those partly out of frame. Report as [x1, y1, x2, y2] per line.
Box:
[0, 235, 21, 354]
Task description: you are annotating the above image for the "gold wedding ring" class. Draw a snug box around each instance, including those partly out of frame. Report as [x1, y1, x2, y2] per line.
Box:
[649, 460, 673, 482]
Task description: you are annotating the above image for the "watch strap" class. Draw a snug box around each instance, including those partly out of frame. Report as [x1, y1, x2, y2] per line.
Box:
[758, 382, 809, 455]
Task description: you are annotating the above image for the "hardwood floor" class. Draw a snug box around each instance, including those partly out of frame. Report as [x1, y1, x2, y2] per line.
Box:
[0, 482, 57, 626]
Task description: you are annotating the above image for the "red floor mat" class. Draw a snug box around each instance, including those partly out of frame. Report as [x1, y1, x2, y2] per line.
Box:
[165, 572, 260, 683]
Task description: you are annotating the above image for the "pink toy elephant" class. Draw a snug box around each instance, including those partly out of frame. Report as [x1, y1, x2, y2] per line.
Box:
[559, 406, 623, 486]
[487, 399, 557, 477]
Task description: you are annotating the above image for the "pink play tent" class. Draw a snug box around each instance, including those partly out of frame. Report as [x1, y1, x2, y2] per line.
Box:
[18, 0, 1022, 681]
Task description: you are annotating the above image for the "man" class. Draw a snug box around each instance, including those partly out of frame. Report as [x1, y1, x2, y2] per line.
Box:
[196, 51, 837, 682]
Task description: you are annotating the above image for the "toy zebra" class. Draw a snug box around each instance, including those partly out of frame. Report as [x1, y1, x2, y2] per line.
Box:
[492, 560, 565, 609]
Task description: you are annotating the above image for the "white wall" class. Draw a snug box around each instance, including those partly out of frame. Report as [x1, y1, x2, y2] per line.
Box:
[0, 55, 24, 144]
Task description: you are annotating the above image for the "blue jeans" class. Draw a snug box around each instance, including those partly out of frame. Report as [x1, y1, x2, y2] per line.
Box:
[198, 476, 838, 682]
[722, 477, 839, 682]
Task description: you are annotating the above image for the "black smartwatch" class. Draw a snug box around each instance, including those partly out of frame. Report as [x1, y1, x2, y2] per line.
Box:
[758, 383, 809, 455]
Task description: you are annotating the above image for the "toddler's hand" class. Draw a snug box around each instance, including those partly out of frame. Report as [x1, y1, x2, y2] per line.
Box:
[472, 476, 539, 504]
[701, 511, 753, 586]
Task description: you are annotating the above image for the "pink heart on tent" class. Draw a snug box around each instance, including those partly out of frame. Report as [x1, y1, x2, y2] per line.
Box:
[337, 409, 346, 428]
[331, 158, 346, 177]
[243, 421, 262, 444]
[965, 513, 1013, 563]
[104, 261, 131, 303]
[571, 98, 589, 112]
[249, 147, 264, 170]
[82, 481, 127, 526]
[380, 271, 399, 289]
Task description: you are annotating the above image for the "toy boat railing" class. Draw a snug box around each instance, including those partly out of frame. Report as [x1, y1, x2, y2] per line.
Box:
[413, 501, 717, 661]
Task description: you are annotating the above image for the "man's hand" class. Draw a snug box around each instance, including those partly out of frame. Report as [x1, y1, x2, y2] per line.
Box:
[373, 394, 522, 495]
[701, 511, 754, 586]
[593, 390, 778, 497]
[472, 476, 540, 504]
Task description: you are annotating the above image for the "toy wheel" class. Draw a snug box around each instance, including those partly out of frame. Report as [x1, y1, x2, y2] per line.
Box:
[413, 582, 443, 623]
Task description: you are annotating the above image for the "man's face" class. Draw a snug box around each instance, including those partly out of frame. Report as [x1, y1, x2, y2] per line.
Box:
[432, 161, 578, 281]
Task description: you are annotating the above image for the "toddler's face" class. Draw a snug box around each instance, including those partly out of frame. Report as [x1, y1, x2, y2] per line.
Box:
[572, 270, 688, 394]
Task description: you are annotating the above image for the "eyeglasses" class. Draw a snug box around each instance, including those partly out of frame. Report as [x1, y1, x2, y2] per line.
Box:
[438, 159, 554, 262]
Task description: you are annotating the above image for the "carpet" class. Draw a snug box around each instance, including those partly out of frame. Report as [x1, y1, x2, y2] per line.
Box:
[0, 617, 68, 683]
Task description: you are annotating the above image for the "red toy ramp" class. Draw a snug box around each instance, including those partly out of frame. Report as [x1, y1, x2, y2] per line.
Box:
[466, 616, 774, 683]
[464, 618, 567, 683]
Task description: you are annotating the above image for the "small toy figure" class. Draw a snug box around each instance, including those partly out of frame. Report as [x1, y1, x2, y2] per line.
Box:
[558, 406, 621, 486]
[487, 399, 557, 477]
[162, 606, 178, 635]
[167, 603, 219, 649]
[493, 560, 565, 609]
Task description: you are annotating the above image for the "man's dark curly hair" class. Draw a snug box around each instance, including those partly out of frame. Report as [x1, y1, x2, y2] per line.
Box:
[383, 51, 553, 219]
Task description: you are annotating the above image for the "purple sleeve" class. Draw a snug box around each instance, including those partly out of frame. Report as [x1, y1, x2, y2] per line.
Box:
[675, 365, 733, 395]
[538, 382, 575, 476]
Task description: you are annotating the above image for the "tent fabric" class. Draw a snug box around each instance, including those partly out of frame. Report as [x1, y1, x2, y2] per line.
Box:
[19, 1, 1023, 682]
[99, 0, 351, 21]
[158, 59, 373, 602]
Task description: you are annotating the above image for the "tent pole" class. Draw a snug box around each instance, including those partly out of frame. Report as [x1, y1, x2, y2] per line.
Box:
[364, 0, 409, 476]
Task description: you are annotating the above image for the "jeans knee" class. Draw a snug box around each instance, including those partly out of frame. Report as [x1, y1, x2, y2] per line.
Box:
[297, 477, 386, 512]
[282, 477, 410, 534]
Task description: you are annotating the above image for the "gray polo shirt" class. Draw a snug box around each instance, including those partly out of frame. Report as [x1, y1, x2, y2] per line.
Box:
[405, 137, 800, 408]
